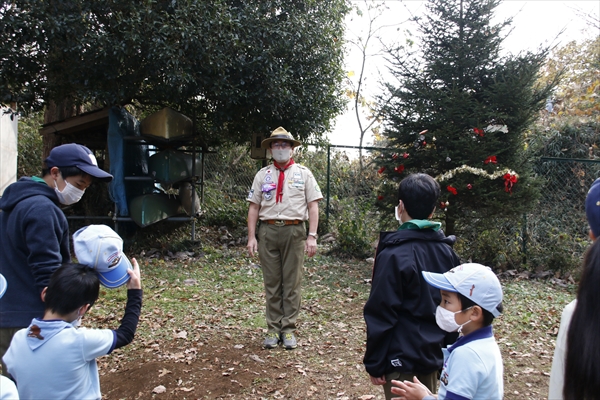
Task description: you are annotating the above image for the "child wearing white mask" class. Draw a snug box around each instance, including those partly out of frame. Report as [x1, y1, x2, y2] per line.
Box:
[0, 143, 113, 376]
[391, 263, 504, 400]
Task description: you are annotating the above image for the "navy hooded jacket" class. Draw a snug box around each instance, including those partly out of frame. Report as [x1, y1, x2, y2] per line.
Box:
[363, 227, 461, 378]
[0, 177, 70, 328]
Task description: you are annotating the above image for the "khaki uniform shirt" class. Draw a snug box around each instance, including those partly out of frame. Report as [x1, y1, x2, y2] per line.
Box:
[247, 163, 322, 221]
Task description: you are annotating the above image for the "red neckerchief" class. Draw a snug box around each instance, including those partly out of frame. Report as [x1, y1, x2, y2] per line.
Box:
[274, 159, 295, 203]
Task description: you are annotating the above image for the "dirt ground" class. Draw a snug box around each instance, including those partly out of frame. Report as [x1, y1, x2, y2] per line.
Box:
[99, 317, 373, 400]
[98, 286, 560, 400]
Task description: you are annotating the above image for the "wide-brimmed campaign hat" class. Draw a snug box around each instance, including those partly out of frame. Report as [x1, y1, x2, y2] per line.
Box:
[260, 127, 302, 149]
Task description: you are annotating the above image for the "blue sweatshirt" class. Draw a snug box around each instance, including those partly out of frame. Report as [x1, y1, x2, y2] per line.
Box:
[0, 177, 71, 328]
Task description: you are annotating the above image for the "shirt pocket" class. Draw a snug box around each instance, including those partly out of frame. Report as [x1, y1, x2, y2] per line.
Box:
[288, 178, 305, 190]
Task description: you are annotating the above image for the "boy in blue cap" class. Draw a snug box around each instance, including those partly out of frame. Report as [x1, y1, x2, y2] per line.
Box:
[392, 263, 504, 400]
[0, 143, 113, 376]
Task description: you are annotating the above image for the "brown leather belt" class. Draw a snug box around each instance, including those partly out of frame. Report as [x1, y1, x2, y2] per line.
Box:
[263, 219, 303, 226]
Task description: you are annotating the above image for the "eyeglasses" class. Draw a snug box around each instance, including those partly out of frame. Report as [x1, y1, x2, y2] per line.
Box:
[271, 142, 291, 149]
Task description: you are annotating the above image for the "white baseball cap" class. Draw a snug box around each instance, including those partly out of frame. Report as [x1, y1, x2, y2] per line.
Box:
[0, 273, 7, 298]
[422, 263, 503, 317]
[73, 224, 132, 288]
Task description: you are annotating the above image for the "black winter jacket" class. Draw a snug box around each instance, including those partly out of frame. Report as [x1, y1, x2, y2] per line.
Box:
[363, 228, 461, 378]
[0, 177, 70, 328]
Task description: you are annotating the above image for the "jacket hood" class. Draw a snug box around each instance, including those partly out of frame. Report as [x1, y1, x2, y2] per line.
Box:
[379, 228, 456, 248]
[0, 177, 58, 211]
[25, 318, 73, 351]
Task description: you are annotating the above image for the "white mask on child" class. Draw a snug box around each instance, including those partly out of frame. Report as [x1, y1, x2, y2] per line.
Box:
[54, 179, 85, 205]
[435, 306, 472, 333]
[394, 206, 402, 223]
[69, 307, 83, 328]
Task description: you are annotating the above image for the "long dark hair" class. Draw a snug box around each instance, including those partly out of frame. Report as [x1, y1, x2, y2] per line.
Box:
[564, 239, 600, 399]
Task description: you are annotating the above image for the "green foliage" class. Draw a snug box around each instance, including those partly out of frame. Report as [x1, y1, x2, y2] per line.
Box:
[0, 0, 350, 145]
[376, 0, 555, 234]
[16, 111, 43, 178]
[201, 145, 260, 228]
[527, 120, 600, 159]
[538, 37, 600, 119]
[454, 218, 524, 269]
[296, 147, 386, 258]
[524, 228, 590, 275]
[202, 187, 248, 229]
[330, 201, 374, 258]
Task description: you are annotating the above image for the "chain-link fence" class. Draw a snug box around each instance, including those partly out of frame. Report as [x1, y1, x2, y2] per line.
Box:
[200, 144, 599, 272]
[201, 149, 258, 228]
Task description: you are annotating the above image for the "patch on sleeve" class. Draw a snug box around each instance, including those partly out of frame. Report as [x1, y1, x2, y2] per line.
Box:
[247, 189, 254, 200]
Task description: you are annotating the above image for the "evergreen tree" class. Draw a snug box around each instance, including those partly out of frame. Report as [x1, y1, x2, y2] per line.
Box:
[375, 0, 555, 235]
[0, 0, 349, 145]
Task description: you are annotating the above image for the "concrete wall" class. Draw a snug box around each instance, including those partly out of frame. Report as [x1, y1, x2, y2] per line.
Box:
[0, 107, 18, 196]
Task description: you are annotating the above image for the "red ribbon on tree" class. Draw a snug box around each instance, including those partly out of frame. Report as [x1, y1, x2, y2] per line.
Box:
[503, 173, 518, 194]
[377, 166, 386, 174]
[474, 127, 484, 137]
[484, 155, 497, 164]
[394, 165, 405, 174]
[447, 186, 458, 195]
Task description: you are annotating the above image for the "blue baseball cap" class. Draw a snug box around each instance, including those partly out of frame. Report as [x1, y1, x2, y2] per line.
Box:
[586, 178, 600, 239]
[422, 263, 503, 317]
[45, 143, 113, 182]
[73, 225, 132, 288]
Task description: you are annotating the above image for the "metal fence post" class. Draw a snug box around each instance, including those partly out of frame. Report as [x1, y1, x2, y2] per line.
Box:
[522, 213, 527, 265]
[326, 144, 331, 225]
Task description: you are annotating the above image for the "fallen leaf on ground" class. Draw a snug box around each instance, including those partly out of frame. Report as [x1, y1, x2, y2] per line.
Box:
[175, 331, 188, 339]
[152, 385, 166, 394]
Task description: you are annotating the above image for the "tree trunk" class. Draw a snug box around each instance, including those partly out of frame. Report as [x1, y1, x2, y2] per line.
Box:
[41, 99, 83, 160]
[445, 214, 456, 236]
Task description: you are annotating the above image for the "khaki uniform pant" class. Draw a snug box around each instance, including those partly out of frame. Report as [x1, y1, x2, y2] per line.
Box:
[258, 223, 305, 334]
[382, 370, 439, 400]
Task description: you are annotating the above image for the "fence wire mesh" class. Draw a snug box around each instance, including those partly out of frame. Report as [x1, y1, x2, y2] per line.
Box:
[200, 145, 599, 272]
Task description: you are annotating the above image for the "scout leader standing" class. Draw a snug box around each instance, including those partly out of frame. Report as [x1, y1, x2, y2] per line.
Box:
[247, 127, 322, 350]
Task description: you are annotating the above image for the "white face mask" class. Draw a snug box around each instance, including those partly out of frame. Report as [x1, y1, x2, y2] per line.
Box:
[271, 149, 292, 164]
[435, 305, 472, 333]
[55, 178, 85, 205]
[69, 307, 83, 328]
[394, 206, 402, 223]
